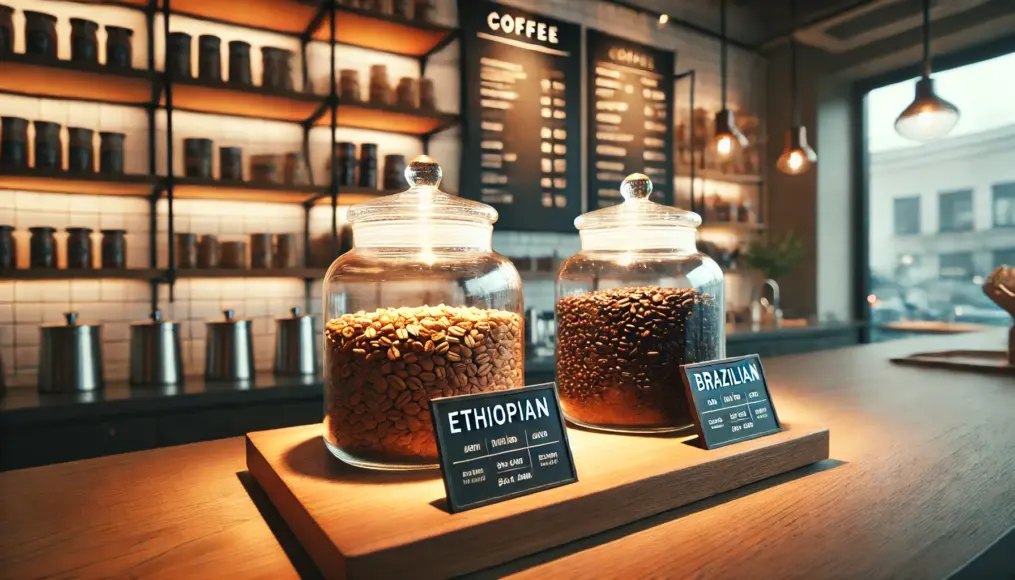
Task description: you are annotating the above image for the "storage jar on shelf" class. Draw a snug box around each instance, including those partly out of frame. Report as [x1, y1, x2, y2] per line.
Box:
[555, 173, 725, 433]
[323, 155, 524, 470]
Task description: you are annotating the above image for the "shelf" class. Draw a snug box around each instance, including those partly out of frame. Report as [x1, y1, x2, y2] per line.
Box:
[676, 169, 764, 185]
[699, 222, 767, 232]
[167, 0, 322, 36]
[306, 185, 394, 206]
[172, 178, 327, 204]
[176, 268, 324, 279]
[168, 80, 323, 123]
[0, 53, 154, 107]
[65, 0, 148, 9]
[0, 168, 156, 197]
[320, 100, 459, 136]
[314, 5, 457, 57]
[0, 269, 160, 281]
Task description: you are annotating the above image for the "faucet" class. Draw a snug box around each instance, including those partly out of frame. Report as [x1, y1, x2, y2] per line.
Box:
[751, 278, 783, 329]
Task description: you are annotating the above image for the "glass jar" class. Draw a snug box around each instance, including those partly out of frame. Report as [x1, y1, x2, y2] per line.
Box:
[105, 25, 133, 68]
[197, 35, 221, 82]
[323, 155, 524, 470]
[555, 173, 725, 434]
[24, 11, 57, 59]
[228, 41, 252, 86]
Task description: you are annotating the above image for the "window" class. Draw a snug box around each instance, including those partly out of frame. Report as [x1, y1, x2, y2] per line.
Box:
[939, 190, 974, 232]
[993, 182, 1015, 227]
[993, 248, 1015, 268]
[893, 196, 920, 235]
[939, 252, 975, 279]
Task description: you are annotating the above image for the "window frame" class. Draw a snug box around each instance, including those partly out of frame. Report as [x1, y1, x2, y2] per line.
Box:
[893, 195, 921, 236]
[938, 189, 975, 233]
[992, 182, 1015, 228]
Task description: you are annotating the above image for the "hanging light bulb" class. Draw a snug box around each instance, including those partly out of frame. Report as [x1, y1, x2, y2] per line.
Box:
[713, 0, 747, 160]
[776, 126, 817, 175]
[777, 0, 817, 175]
[895, 0, 960, 141]
[895, 77, 959, 141]
[713, 108, 747, 158]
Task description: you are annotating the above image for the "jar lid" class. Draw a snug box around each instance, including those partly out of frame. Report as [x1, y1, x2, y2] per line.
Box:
[347, 155, 498, 227]
[277, 306, 310, 320]
[575, 174, 701, 231]
[206, 309, 249, 324]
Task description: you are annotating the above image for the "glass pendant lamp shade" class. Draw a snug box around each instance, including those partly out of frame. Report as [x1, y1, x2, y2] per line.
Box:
[895, 0, 960, 141]
[895, 77, 960, 142]
[712, 108, 747, 158]
[776, 126, 816, 175]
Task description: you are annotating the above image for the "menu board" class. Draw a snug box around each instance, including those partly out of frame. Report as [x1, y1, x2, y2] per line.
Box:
[586, 30, 675, 208]
[459, 0, 582, 232]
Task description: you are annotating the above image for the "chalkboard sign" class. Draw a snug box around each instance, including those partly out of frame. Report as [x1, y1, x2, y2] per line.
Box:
[458, 0, 582, 232]
[429, 382, 578, 513]
[586, 29, 675, 209]
[679, 355, 781, 449]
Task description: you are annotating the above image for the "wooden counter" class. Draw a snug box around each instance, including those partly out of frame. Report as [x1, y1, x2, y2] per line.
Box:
[2, 331, 1014, 578]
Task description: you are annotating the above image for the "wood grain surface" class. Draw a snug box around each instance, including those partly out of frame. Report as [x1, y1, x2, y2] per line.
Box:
[0, 439, 301, 580]
[1, 331, 1013, 579]
[246, 423, 828, 579]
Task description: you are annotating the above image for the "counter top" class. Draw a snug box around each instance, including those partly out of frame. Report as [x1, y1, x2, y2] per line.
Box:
[2, 331, 1014, 578]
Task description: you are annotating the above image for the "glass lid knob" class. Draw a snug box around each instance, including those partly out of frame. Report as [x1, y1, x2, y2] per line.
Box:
[620, 173, 652, 201]
[405, 154, 442, 189]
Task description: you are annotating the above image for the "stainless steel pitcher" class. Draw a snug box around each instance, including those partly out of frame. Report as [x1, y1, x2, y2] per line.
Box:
[205, 309, 254, 381]
[274, 306, 317, 376]
[38, 312, 104, 393]
[130, 310, 184, 386]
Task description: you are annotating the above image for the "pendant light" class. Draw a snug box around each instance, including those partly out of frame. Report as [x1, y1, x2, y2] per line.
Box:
[776, 0, 817, 175]
[712, 0, 747, 158]
[894, 0, 960, 141]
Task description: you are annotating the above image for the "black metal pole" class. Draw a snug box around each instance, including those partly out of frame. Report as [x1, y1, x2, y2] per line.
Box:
[921, 0, 931, 79]
[329, 1, 339, 258]
[790, 0, 800, 127]
[164, 0, 175, 301]
[720, 0, 727, 109]
[690, 70, 697, 212]
[145, 0, 158, 313]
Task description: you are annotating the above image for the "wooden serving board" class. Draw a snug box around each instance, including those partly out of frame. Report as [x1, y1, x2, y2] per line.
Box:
[891, 350, 1015, 375]
[247, 422, 829, 579]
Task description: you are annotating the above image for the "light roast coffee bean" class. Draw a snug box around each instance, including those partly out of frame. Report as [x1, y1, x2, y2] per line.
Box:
[556, 286, 719, 430]
[325, 304, 523, 464]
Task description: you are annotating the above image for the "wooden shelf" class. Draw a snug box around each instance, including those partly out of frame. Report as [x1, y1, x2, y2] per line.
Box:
[169, 80, 323, 123]
[172, 178, 327, 204]
[167, 0, 321, 36]
[0, 53, 154, 107]
[314, 4, 457, 57]
[320, 100, 459, 136]
[0, 268, 159, 280]
[0, 168, 156, 197]
[176, 268, 323, 279]
[699, 221, 767, 232]
[677, 169, 764, 185]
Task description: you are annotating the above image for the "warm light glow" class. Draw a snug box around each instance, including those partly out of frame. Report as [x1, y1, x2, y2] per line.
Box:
[715, 135, 733, 157]
[658, 13, 670, 24]
[776, 147, 813, 175]
[894, 78, 960, 142]
[867, 294, 878, 305]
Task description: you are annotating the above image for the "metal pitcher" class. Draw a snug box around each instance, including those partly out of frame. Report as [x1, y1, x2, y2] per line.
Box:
[130, 309, 184, 386]
[38, 312, 104, 392]
[274, 307, 317, 376]
[205, 309, 254, 381]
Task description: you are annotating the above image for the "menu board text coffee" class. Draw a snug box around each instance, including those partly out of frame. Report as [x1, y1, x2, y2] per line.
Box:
[430, 383, 578, 513]
[680, 354, 782, 449]
[459, 0, 581, 231]
[586, 30, 675, 209]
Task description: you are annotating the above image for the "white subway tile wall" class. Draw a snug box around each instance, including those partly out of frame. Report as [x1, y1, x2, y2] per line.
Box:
[0, 0, 763, 385]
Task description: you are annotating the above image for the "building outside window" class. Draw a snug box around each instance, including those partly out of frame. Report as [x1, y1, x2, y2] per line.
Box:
[865, 52, 1015, 341]
[938, 189, 974, 232]
[893, 196, 920, 235]
[993, 182, 1015, 227]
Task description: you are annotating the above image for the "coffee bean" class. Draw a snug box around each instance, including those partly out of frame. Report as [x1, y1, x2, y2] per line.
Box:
[324, 304, 523, 463]
[556, 286, 719, 430]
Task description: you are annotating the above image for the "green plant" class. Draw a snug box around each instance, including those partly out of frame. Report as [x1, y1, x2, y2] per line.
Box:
[742, 233, 804, 280]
